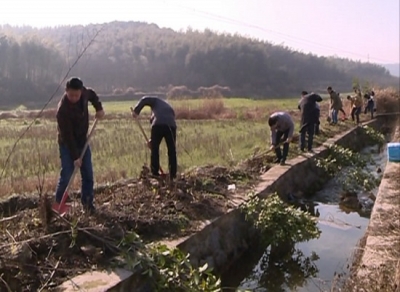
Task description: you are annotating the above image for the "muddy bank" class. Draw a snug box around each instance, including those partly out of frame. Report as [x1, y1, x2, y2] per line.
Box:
[343, 122, 400, 292]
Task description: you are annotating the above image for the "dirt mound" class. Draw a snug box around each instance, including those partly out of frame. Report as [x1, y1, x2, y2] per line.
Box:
[0, 112, 18, 119]
[238, 153, 275, 174]
[0, 166, 255, 291]
[0, 194, 41, 216]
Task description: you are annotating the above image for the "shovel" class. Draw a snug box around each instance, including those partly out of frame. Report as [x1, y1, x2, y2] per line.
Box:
[252, 135, 298, 160]
[52, 118, 99, 216]
[326, 107, 332, 123]
[130, 107, 166, 178]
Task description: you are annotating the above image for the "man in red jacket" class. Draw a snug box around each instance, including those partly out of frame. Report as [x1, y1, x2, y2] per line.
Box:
[55, 77, 105, 213]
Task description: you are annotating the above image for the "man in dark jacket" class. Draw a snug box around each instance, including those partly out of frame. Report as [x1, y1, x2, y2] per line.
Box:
[132, 96, 177, 180]
[55, 77, 105, 213]
[268, 111, 295, 165]
[298, 92, 322, 152]
[299, 91, 320, 135]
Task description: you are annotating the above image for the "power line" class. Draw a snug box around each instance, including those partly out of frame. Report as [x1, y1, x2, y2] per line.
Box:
[164, 1, 394, 64]
[0, 25, 105, 181]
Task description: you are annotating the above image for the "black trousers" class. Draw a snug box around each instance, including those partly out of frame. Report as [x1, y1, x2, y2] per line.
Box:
[300, 123, 315, 151]
[351, 106, 361, 124]
[364, 100, 374, 119]
[275, 129, 289, 161]
[314, 120, 320, 135]
[315, 109, 320, 135]
[151, 124, 177, 179]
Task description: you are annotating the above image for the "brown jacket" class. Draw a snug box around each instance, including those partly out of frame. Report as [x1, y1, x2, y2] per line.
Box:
[352, 92, 363, 107]
[56, 87, 103, 160]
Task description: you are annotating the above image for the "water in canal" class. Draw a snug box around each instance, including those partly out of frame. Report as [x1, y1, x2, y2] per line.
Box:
[222, 144, 387, 292]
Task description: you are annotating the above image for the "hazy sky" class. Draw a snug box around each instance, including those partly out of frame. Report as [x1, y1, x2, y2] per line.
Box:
[1, 0, 399, 64]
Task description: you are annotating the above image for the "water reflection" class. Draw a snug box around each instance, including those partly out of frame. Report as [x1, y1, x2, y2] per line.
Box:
[239, 242, 319, 292]
[233, 203, 370, 292]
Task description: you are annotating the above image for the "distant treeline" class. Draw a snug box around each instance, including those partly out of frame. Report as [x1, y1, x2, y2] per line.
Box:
[0, 21, 398, 109]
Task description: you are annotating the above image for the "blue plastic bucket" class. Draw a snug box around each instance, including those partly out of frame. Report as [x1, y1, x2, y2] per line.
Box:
[387, 142, 400, 162]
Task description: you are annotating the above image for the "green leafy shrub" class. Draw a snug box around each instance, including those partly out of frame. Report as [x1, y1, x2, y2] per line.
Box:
[363, 126, 385, 148]
[117, 232, 221, 292]
[241, 194, 321, 245]
[315, 144, 380, 192]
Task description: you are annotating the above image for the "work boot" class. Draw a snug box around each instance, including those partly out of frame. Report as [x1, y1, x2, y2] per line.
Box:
[83, 204, 96, 215]
[280, 159, 286, 166]
[274, 158, 281, 164]
[150, 173, 160, 179]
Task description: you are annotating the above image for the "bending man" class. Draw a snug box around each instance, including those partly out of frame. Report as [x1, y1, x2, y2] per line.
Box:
[268, 111, 295, 165]
[132, 96, 177, 180]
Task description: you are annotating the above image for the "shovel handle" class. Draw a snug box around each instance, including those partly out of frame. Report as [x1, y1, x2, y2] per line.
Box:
[130, 107, 149, 142]
[59, 119, 98, 207]
[253, 135, 297, 160]
[130, 107, 165, 176]
[267, 139, 286, 153]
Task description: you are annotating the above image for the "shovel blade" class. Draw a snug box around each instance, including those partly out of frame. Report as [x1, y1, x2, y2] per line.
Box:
[52, 202, 71, 216]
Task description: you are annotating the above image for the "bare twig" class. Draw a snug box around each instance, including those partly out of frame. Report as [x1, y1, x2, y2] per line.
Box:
[54, 213, 122, 253]
[45, 244, 54, 262]
[7, 228, 35, 256]
[0, 214, 19, 223]
[4, 262, 88, 273]
[5, 230, 17, 244]
[38, 259, 61, 292]
[35, 139, 46, 196]
[0, 227, 99, 250]
[0, 273, 12, 292]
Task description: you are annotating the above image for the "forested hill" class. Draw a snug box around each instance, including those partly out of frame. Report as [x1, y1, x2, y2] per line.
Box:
[0, 21, 398, 109]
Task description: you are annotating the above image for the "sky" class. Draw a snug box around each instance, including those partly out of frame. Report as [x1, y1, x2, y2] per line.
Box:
[1, 0, 399, 64]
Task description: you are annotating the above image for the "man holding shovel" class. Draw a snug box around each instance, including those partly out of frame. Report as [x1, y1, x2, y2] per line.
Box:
[268, 111, 295, 165]
[131, 96, 177, 181]
[55, 77, 104, 213]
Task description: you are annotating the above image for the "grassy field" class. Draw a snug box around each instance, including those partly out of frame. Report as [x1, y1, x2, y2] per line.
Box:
[103, 97, 304, 113]
[0, 96, 355, 197]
